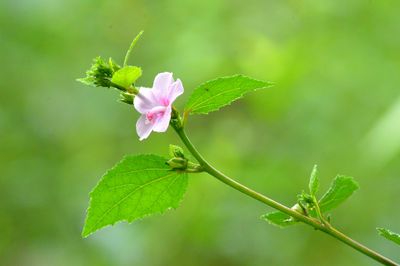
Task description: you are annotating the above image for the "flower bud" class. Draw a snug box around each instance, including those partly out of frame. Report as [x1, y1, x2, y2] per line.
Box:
[166, 157, 188, 170]
[77, 56, 121, 89]
[119, 92, 134, 105]
[297, 191, 314, 205]
[291, 203, 307, 215]
[169, 144, 185, 159]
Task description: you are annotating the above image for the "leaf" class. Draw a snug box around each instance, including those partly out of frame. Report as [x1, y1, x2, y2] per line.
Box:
[82, 154, 188, 237]
[319, 175, 359, 212]
[111, 66, 142, 88]
[377, 228, 400, 246]
[308, 165, 319, 196]
[123, 30, 144, 67]
[185, 74, 273, 114]
[261, 211, 297, 228]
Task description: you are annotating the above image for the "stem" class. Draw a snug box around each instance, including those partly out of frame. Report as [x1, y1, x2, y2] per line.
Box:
[313, 196, 329, 226]
[110, 81, 127, 92]
[173, 126, 398, 266]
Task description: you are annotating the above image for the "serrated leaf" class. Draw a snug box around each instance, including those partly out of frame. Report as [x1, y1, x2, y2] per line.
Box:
[319, 175, 359, 212]
[185, 74, 273, 114]
[377, 228, 400, 246]
[82, 154, 188, 237]
[261, 211, 297, 228]
[309, 165, 319, 196]
[111, 66, 142, 88]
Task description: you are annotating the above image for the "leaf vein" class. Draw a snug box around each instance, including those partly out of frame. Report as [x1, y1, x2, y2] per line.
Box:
[88, 172, 176, 232]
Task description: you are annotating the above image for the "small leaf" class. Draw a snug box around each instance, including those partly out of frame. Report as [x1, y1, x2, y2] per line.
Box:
[123, 31, 144, 67]
[82, 154, 188, 237]
[185, 74, 273, 114]
[308, 165, 319, 196]
[319, 175, 359, 212]
[261, 211, 297, 228]
[111, 66, 142, 88]
[377, 228, 400, 246]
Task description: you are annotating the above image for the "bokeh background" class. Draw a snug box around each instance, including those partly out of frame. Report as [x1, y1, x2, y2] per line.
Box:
[1, 0, 400, 265]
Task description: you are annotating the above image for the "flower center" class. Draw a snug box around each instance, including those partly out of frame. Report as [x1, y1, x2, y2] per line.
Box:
[160, 98, 170, 106]
[145, 106, 167, 124]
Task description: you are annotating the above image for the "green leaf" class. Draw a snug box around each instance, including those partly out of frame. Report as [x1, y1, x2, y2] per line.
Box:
[111, 66, 142, 89]
[185, 74, 273, 114]
[319, 175, 359, 212]
[308, 165, 319, 196]
[82, 154, 188, 238]
[377, 228, 400, 246]
[261, 211, 297, 227]
[123, 30, 144, 67]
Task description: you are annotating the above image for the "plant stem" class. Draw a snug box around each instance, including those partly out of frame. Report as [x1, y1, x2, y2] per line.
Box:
[173, 126, 398, 266]
[313, 196, 329, 226]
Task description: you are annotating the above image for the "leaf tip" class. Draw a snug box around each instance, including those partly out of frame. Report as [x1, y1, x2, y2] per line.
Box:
[376, 227, 400, 246]
[81, 224, 91, 238]
[308, 164, 319, 196]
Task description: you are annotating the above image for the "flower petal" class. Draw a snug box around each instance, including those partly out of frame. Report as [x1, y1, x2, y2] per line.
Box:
[168, 79, 184, 104]
[152, 106, 172, 133]
[134, 87, 157, 114]
[153, 72, 174, 99]
[136, 114, 154, 140]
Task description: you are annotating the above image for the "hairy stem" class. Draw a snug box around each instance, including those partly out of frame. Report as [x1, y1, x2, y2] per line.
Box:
[173, 126, 398, 266]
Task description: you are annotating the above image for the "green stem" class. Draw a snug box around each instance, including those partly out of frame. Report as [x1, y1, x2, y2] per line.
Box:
[173, 126, 398, 266]
[313, 196, 329, 226]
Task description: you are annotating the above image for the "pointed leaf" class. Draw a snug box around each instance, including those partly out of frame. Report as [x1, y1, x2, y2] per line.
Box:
[309, 165, 319, 196]
[123, 31, 144, 67]
[111, 66, 142, 88]
[185, 74, 273, 114]
[261, 211, 297, 228]
[82, 154, 188, 237]
[377, 228, 400, 246]
[319, 175, 359, 212]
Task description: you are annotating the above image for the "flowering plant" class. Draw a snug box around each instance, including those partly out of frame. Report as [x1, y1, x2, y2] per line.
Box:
[134, 72, 184, 140]
[77, 32, 399, 265]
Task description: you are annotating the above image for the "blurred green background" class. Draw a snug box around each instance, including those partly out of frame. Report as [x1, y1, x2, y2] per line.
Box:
[1, 0, 399, 265]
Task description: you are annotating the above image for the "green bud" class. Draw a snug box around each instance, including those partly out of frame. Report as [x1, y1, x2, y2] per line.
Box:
[77, 56, 121, 89]
[291, 203, 307, 216]
[108, 57, 121, 72]
[166, 157, 188, 170]
[298, 191, 314, 205]
[119, 92, 134, 105]
[169, 144, 185, 159]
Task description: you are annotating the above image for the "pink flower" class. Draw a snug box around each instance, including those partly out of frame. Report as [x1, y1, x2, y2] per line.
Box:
[134, 72, 184, 140]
